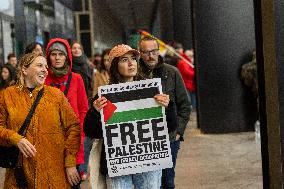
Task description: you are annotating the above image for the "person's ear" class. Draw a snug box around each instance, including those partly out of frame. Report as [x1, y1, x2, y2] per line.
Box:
[22, 67, 28, 76]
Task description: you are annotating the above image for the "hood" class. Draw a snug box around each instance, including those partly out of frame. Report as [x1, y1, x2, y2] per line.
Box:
[46, 38, 73, 73]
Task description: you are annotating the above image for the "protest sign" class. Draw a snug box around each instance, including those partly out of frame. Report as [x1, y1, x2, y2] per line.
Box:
[98, 78, 173, 177]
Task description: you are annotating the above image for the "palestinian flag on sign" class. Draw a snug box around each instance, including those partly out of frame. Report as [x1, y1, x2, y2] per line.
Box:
[102, 87, 161, 125]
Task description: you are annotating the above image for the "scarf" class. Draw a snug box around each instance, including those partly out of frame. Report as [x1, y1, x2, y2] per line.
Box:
[72, 55, 89, 74]
[51, 64, 70, 78]
[72, 55, 93, 97]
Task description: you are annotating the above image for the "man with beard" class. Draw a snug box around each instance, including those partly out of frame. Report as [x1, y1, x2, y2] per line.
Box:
[138, 37, 191, 189]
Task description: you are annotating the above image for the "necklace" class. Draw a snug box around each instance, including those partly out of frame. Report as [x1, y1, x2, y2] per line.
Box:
[27, 87, 35, 98]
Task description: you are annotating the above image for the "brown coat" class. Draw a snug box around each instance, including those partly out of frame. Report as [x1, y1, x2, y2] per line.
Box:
[0, 85, 80, 189]
[93, 70, 109, 96]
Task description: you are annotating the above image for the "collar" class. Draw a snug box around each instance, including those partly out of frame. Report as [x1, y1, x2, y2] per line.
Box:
[21, 85, 44, 98]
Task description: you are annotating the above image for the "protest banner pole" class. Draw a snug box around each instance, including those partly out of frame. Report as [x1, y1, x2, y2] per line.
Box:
[138, 30, 194, 68]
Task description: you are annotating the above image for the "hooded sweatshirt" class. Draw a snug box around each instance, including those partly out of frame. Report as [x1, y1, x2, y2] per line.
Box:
[45, 38, 88, 165]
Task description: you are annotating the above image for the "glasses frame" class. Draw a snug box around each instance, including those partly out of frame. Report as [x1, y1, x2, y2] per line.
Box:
[141, 49, 160, 56]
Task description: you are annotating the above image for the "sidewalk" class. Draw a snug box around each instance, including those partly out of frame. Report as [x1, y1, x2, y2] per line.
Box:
[0, 168, 4, 188]
[175, 112, 263, 189]
[0, 113, 263, 188]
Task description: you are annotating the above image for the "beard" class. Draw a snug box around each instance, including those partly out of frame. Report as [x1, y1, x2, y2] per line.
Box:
[146, 61, 156, 68]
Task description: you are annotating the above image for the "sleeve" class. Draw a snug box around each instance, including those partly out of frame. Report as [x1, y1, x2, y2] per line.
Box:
[59, 92, 81, 167]
[174, 69, 191, 137]
[177, 60, 194, 81]
[76, 74, 89, 162]
[93, 72, 101, 96]
[0, 90, 22, 147]
[77, 74, 89, 127]
[83, 96, 103, 139]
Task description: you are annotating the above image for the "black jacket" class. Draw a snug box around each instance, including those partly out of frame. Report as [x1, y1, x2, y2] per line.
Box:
[139, 56, 191, 139]
[83, 96, 108, 175]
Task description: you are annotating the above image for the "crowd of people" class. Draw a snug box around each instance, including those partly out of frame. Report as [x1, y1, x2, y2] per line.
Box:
[0, 36, 196, 189]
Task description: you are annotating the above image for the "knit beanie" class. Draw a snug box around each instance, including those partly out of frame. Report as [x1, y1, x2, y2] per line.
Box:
[48, 42, 68, 57]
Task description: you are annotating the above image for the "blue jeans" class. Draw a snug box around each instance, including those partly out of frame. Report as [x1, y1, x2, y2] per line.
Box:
[161, 139, 181, 189]
[109, 170, 162, 189]
[187, 91, 196, 109]
[79, 136, 92, 174]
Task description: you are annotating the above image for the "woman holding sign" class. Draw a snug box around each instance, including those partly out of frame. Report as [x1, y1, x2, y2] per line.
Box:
[84, 44, 169, 189]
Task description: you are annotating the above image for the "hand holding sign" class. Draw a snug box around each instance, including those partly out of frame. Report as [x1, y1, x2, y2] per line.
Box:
[154, 94, 170, 107]
[93, 96, 107, 112]
[98, 78, 173, 177]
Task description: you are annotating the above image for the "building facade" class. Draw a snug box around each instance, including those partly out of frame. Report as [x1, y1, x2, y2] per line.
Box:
[0, 0, 15, 65]
[14, 0, 75, 57]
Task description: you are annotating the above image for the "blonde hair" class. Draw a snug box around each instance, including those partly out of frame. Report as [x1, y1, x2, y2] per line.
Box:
[17, 53, 44, 88]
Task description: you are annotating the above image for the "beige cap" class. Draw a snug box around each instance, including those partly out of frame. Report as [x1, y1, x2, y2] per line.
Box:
[109, 44, 139, 64]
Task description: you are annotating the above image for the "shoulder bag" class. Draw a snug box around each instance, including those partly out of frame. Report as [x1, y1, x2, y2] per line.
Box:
[0, 88, 44, 168]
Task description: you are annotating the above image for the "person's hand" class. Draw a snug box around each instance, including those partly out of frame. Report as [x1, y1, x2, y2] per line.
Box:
[17, 138, 36, 158]
[154, 94, 170, 107]
[66, 167, 81, 186]
[93, 96, 107, 112]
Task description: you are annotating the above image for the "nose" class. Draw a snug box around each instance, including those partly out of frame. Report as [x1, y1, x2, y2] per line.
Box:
[148, 52, 156, 58]
[55, 54, 60, 59]
[43, 66, 48, 73]
[128, 59, 133, 66]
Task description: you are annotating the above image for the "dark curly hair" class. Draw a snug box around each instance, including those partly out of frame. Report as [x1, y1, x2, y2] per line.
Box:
[109, 57, 143, 84]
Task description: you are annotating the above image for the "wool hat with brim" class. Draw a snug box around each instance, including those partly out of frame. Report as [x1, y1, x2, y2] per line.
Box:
[48, 42, 68, 57]
[109, 44, 139, 64]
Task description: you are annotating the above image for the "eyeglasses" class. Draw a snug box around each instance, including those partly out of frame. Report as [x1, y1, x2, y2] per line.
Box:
[141, 49, 159, 56]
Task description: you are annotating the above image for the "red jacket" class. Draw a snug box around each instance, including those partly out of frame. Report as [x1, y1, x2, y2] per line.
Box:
[177, 53, 196, 92]
[45, 38, 88, 165]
